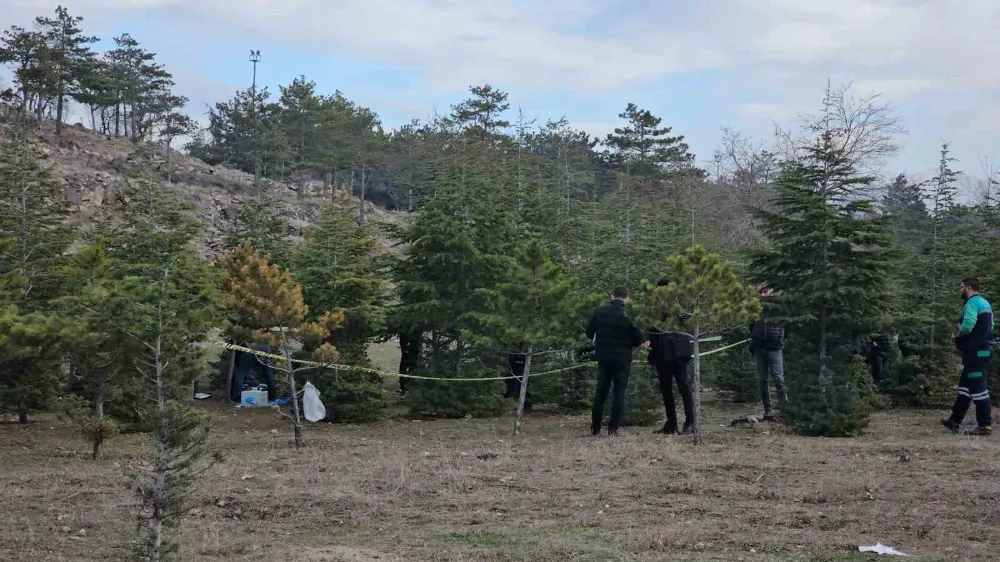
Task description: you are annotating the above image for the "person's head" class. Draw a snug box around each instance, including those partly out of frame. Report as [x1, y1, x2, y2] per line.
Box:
[612, 286, 629, 302]
[655, 278, 669, 287]
[961, 278, 981, 300]
[758, 285, 775, 299]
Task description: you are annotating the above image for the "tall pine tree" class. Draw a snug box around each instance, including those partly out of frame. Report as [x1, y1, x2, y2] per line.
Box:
[751, 96, 892, 436]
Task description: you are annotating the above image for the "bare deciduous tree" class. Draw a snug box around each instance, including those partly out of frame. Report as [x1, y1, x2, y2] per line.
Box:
[774, 82, 905, 182]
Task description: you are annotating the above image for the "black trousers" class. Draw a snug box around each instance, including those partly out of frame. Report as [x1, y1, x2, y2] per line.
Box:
[653, 359, 694, 432]
[592, 360, 631, 433]
[870, 355, 888, 383]
[949, 349, 993, 428]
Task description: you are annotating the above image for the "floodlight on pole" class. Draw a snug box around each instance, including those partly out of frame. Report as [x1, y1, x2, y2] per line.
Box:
[249, 49, 261, 93]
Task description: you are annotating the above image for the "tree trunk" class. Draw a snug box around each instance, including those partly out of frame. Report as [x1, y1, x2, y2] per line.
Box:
[279, 332, 303, 449]
[55, 95, 64, 134]
[358, 165, 367, 227]
[165, 140, 173, 184]
[326, 170, 334, 202]
[92, 380, 105, 460]
[18, 402, 29, 424]
[150, 333, 167, 562]
[691, 328, 702, 445]
[225, 349, 236, 402]
[513, 349, 533, 436]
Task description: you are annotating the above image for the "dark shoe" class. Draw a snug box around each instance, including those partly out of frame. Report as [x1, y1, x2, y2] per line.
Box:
[680, 425, 695, 435]
[940, 418, 961, 433]
[762, 411, 778, 422]
[654, 421, 678, 435]
[591, 426, 601, 436]
[964, 425, 992, 436]
[608, 428, 623, 437]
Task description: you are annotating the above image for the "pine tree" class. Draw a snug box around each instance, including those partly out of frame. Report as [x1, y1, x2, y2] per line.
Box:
[57, 240, 124, 459]
[599, 104, 699, 290]
[33, 6, 98, 133]
[220, 241, 345, 446]
[0, 26, 47, 113]
[189, 86, 290, 178]
[0, 117, 73, 422]
[465, 239, 580, 434]
[221, 188, 288, 259]
[114, 258, 221, 562]
[160, 112, 197, 182]
[635, 246, 761, 443]
[289, 203, 387, 422]
[750, 118, 893, 436]
[101, 33, 186, 141]
[393, 196, 508, 418]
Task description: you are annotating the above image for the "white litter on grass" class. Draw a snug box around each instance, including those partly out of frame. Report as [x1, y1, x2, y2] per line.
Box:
[859, 543, 908, 556]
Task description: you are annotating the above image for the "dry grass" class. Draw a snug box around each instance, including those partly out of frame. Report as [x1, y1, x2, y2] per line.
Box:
[2, 397, 999, 562]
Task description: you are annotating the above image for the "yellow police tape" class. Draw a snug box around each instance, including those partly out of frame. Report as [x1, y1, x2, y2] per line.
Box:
[209, 338, 751, 383]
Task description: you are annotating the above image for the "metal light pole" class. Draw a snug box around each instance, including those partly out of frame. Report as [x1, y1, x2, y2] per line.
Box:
[249, 50, 261, 94]
[249, 50, 262, 186]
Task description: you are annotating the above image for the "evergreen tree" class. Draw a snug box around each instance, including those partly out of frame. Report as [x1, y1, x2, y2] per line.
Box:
[190, 86, 290, 178]
[635, 246, 761, 443]
[750, 115, 893, 436]
[114, 255, 220, 562]
[221, 241, 345, 446]
[0, 26, 47, 113]
[0, 118, 73, 422]
[445, 84, 511, 145]
[599, 103, 700, 290]
[289, 203, 388, 422]
[465, 239, 580, 434]
[57, 240, 124, 459]
[221, 188, 288, 259]
[394, 197, 508, 418]
[34, 6, 98, 133]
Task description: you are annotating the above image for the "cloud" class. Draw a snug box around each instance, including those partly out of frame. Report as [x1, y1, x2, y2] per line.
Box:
[737, 104, 797, 124]
[9, 0, 1000, 99]
[6, 0, 1000, 175]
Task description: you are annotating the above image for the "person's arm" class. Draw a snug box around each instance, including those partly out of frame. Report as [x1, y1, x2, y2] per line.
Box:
[586, 310, 597, 342]
[632, 321, 647, 348]
[958, 300, 978, 336]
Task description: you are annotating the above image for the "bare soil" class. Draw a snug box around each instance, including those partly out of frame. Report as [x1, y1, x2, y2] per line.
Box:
[1, 399, 998, 562]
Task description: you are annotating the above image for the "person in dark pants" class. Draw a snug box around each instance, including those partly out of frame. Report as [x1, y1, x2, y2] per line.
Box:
[586, 287, 647, 436]
[647, 278, 694, 434]
[942, 278, 994, 436]
[649, 328, 695, 434]
[504, 353, 531, 410]
[749, 287, 787, 420]
[867, 335, 890, 384]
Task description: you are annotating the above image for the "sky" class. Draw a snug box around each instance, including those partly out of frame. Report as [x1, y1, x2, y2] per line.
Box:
[4, 0, 1000, 182]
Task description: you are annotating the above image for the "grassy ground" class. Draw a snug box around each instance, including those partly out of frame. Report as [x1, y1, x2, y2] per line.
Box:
[2, 391, 999, 562]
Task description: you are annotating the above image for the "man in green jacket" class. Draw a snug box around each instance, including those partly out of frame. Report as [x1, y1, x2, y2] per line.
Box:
[941, 278, 993, 436]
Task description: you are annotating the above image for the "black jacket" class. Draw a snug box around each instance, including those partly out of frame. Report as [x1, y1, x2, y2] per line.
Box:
[586, 299, 645, 364]
[749, 320, 785, 350]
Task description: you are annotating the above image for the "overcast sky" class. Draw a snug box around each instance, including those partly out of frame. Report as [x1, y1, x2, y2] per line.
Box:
[5, 0, 1000, 180]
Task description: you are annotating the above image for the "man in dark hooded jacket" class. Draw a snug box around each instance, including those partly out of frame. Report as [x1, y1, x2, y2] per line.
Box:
[586, 287, 647, 436]
[749, 287, 787, 420]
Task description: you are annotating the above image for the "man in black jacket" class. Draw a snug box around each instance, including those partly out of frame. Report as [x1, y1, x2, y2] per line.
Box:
[586, 287, 647, 436]
[749, 288, 787, 420]
[648, 279, 694, 435]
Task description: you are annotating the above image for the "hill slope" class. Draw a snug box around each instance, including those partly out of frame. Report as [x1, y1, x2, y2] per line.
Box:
[6, 120, 402, 257]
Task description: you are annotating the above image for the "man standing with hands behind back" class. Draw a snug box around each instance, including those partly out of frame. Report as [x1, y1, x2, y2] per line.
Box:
[586, 287, 647, 436]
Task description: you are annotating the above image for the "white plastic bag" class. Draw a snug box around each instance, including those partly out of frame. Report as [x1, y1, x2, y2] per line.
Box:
[302, 381, 326, 422]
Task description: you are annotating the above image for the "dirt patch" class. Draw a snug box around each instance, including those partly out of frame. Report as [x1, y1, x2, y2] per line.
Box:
[1, 398, 998, 561]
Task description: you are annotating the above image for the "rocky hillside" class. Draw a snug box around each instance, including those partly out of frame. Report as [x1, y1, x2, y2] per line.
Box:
[8, 120, 403, 256]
